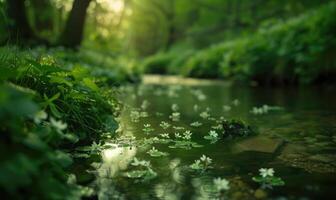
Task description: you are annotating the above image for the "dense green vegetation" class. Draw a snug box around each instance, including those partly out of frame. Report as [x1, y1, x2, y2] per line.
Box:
[0, 47, 127, 199]
[142, 2, 336, 84]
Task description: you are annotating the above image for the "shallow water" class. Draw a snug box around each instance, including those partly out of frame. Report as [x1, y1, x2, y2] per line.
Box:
[95, 77, 336, 200]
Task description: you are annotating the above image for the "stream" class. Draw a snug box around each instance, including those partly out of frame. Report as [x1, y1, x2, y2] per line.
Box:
[92, 75, 336, 200]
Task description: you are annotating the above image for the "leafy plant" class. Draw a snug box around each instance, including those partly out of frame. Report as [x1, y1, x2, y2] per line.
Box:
[253, 168, 285, 188]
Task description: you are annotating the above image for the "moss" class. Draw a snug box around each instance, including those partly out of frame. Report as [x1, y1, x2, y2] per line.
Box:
[222, 119, 255, 138]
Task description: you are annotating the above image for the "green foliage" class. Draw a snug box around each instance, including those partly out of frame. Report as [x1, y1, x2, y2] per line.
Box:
[181, 2, 336, 84]
[222, 119, 255, 138]
[0, 46, 122, 199]
[141, 52, 176, 74]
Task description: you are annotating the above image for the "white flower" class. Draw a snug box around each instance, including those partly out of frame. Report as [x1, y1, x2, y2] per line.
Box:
[190, 121, 202, 127]
[175, 132, 181, 138]
[223, 105, 231, 112]
[200, 111, 210, 119]
[50, 117, 67, 131]
[183, 130, 192, 140]
[144, 124, 151, 128]
[160, 121, 171, 129]
[171, 104, 179, 112]
[34, 110, 48, 124]
[209, 130, 218, 138]
[141, 100, 149, 110]
[213, 178, 230, 191]
[160, 133, 170, 138]
[200, 155, 212, 164]
[170, 112, 180, 121]
[259, 168, 274, 178]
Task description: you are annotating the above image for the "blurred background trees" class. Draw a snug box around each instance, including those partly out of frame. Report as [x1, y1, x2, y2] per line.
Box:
[1, 0, 332, 53]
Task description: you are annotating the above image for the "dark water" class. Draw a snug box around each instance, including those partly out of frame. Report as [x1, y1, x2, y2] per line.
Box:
[94, 77, 336, 200]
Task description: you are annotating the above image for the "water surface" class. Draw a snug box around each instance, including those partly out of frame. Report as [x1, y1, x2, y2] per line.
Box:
[95, 76, 336, 200]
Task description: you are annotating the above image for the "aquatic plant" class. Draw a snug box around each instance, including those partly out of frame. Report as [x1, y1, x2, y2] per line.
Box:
[126, 158, 157, 182]
[190, 121, 203, 127]
[159, 121, 171, 129]
[171, 104, 179, 112]
[200, 111, 210, 119]
[169, 132, 202, 149]
[204, 130, 219, 143]
[143, 124, 154, 134]
[169, 112, 181, 121]
[212, 123, 223, 130]
[213, 178, 230, 191]
[141, 100, 150, 110]
[140, 111, 149, 118]
[252, 168, 285, 187]
[160, 133, 170, 139]
[182, 130, 192, 140]
[173, 126, 185, 131]
[251, 105, 283, 115]
[147, 147, 169, 157]
[190, 155, 213, 172]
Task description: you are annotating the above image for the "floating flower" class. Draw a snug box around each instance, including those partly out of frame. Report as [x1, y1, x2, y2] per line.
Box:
[171, 104, 179, 112]
[213, 178, 230, 191]
[200, 111, 210, 119]
[190, 121, 202, 127]
[200, 155, 212, 164]
[160, 133, 170, 139]
[169, 112, 180, 121]
[159, 121, 171, 129]
[183, 130, 192, 140]
[259, 168, 274, 178]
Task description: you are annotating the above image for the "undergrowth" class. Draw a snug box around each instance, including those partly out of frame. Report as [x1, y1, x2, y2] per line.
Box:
[0, 46, 124, 199]
[142, 2, 336, 85]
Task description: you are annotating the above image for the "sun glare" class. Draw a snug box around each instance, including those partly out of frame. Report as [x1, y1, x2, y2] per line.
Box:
[107, 0, 124, 13]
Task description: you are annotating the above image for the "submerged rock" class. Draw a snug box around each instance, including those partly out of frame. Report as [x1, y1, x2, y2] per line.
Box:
[277, 144, 336, 173]
[222, 119, 255, 138]
[233, 136, 285, 154]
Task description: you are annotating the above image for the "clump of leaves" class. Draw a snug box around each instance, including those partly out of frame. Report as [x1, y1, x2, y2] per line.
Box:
[222, 119, 255, 138]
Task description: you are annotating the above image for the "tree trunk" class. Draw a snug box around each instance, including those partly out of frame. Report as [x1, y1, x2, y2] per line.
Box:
[6, 0, 35, 42]
[58, 0, 92, 48]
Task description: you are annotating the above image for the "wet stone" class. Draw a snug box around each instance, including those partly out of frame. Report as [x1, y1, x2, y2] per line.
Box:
[233, 136, 285, 154]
